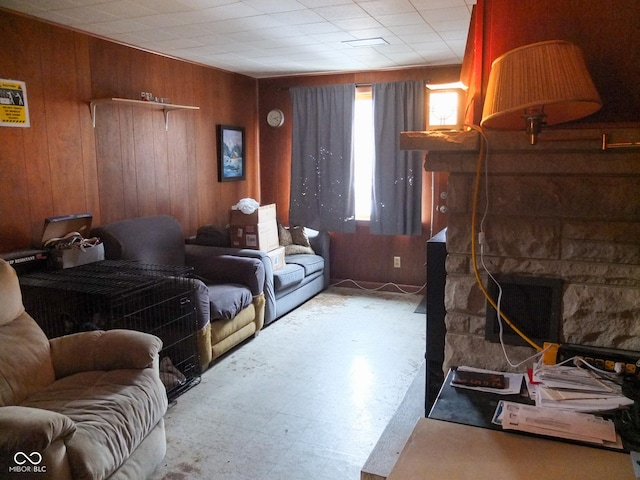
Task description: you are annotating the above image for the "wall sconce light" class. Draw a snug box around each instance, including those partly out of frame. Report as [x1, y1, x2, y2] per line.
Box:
[480, 40, 602, 145]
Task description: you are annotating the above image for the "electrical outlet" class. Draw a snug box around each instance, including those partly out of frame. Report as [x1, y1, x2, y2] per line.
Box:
[394, 256, 401, 268]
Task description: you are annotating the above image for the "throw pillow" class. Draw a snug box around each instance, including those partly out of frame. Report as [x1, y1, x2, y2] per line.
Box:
[195, 225, 231, 247]
[278, 224, 315, 255]
[278, 223, 293, 247]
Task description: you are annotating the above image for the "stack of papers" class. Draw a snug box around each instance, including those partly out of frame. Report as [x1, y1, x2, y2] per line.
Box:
[493, 401, 624, 449]
[529, 365, 634, 413]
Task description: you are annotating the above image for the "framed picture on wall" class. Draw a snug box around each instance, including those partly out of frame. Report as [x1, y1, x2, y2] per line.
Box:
[217, 124, 246, 182]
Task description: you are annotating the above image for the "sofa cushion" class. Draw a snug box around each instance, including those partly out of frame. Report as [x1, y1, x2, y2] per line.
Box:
[273, 264, 305, 290]
[21, 368, 167, 480]
[285, 254, 325, 276]
[206, 283, 253, 321]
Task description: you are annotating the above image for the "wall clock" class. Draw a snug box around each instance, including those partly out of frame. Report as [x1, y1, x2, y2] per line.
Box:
[266, 108, 284, 128]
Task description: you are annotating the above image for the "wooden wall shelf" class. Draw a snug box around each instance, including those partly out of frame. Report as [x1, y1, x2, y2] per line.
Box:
[90, 97, 199, 131]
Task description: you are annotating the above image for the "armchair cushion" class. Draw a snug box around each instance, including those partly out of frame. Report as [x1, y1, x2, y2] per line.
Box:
[0, 313, 55, 407]
[21, 368, 167, 480]
[50, 329, 163, 379]
[206, 284, 253, 320]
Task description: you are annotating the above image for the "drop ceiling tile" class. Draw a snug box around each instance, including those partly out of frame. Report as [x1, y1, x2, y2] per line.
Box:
[420, 6, 471, 22]
[127, 0, 196, 14]
[292, 21, 341, 35]
[314, 3, 370, 21]
[269, 8, 326, 25]
[135, 13, 194, 28]
[410, 0, 468, 9]
[357, 0, 415, 17]
[375, 12, 427, 27]
[331, 16, 383, 32]
[51, 5, 118, 23]
[89, 18, 149, 35]
[0, 0, 75, 12]
[242, 0, 307, 14]
[386, 22, 435, 36]
[348, 26, 393, 39]
[91, 0, 156, 18]
[298, 0, 353, 7]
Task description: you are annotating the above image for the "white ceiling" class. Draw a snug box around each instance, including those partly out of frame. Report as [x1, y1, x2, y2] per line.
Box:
[0, 0, 475, 78]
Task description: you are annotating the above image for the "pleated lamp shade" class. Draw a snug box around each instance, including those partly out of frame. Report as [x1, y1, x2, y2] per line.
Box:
[480, 40, 602, 132]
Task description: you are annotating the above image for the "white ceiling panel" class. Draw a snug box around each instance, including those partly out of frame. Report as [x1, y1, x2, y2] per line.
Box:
[0, 0, 475, 78]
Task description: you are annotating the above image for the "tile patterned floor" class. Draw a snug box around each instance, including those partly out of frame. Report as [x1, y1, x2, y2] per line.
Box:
[149, 286, 426, 480]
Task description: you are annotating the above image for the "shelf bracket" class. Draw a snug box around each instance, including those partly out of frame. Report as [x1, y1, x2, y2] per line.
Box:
[90, 101, 97, 128]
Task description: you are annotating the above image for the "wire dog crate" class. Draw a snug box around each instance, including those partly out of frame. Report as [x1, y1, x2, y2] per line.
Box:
[19, 260, 200, 401]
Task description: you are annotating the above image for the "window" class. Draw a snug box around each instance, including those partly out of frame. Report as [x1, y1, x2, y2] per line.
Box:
[426, 85, 464, 131]
[353, 84, 460, 222]
[354, 86, 374, 221]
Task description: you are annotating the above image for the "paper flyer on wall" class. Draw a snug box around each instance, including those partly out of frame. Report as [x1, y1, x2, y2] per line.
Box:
[0, 79, 30, 128]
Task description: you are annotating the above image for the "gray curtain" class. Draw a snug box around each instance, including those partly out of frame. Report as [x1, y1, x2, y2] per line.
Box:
[289, 84, 356, 233]
[370, 80, 425, 236]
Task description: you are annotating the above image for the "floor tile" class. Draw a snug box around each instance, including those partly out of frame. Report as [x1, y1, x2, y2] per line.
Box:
[149, 286, 425, 480]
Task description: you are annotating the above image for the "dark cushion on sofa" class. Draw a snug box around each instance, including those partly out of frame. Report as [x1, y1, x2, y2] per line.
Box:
[194, 225, 230, 247]
[273, 264, 305, 290]
[286, 254, 324, 276]
[206, 283, 253, 320]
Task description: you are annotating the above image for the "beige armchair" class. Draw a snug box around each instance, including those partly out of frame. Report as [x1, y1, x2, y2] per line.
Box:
[0, 259, 168, 479]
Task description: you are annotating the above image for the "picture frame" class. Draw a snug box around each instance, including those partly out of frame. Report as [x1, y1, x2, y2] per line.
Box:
[217, 124, 246, 182]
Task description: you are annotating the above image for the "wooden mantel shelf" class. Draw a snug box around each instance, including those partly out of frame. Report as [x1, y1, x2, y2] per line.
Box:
[401, 127, 640, 154]
[404, 127, 640, 175]
[400, 130, 480, 152]
[90, 97, 200, 131]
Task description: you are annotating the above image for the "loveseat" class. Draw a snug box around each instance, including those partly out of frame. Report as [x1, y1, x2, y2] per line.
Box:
[0, 259, 168, 480]
[91, 215, 265, 371]
[188, 225, 330, 326]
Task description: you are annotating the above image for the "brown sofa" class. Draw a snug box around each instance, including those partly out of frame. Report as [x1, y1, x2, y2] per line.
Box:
[0, 259, 168, 479]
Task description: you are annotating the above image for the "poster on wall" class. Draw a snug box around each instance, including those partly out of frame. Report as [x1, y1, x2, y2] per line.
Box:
[0, 79, 30, 128]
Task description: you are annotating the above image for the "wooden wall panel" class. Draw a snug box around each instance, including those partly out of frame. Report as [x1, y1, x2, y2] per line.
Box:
[0, 10, 259, 251]
[0, 15, 52, 250]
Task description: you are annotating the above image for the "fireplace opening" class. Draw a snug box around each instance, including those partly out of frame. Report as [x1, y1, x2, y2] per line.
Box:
[485, 275, 562, 348]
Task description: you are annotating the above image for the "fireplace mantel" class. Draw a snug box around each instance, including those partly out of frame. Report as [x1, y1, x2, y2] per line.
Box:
[400, 127, 640, 175]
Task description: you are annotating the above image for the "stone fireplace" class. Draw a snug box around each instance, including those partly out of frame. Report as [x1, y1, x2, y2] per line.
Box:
[405, 127, 640, 372]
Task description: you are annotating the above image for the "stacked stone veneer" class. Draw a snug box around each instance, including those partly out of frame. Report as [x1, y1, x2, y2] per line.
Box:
[420, 127, 640, 373]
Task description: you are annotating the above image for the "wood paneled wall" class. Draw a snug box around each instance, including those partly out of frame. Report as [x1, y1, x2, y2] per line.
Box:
[0, 10, 259, 253]
[257, 67, 461, 288]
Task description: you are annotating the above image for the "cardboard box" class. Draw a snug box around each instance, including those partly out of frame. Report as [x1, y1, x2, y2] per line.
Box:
[229, 203, 276, 226]
[49, 243, 105, 269]
[41, 213, 105, 269]
[230, 219, 279, 252]
[266, 246, 285, 271]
